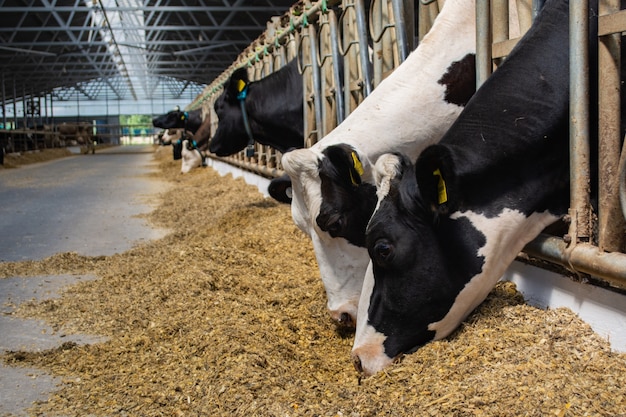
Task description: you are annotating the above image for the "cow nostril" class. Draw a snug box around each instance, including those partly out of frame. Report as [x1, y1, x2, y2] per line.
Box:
[338, 312, 354, 327]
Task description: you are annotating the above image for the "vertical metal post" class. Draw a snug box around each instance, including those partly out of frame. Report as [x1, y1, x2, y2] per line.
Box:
[1, 73, 6, 130]
[43, 93, 48, 124]
[329, 9, 345, 125]
[22, 86, 27, 130]
[598, 0, 624, 251]
[309, 23, 323, 145]
[12, 79, 18, 131]
[50, 90, 54, 122]
[532, 0, 546, 20]
[568, 0, 592, 243]
[391, 0, 410, 62]
[355, 0, 372, 97]
[476, 0, 492, 88]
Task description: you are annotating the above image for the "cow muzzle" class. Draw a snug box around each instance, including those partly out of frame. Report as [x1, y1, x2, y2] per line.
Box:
[329, 308, 357, 329]
[351, 344, 395, 377]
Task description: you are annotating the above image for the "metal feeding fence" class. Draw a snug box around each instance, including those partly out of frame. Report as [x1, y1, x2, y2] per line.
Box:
[191, 0, 626, 293]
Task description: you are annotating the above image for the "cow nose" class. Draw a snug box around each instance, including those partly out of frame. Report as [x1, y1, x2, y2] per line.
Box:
[352, 353, 364, 374]
[330, 309, 356, 328]
[338, 312, 354, 327]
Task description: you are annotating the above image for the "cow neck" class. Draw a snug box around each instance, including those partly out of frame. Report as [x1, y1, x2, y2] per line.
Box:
[236, 85, 255, 157]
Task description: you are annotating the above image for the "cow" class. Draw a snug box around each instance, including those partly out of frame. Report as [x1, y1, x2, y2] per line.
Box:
[181, 112, 212, 174]
[152, 107, 203, 134]
[351, 0, 596, 376]
[57, 122, 95, 154]
[42, 124, 61, 148]
[159, 128, 195, 160]
[208, 58, 304, 156]
[278, 0, 477, 328]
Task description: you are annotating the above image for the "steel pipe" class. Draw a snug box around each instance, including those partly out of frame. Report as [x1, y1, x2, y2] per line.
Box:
[524, 233, 626, 290]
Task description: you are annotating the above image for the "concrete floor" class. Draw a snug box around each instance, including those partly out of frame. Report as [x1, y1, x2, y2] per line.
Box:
[0, 145, 170, 416]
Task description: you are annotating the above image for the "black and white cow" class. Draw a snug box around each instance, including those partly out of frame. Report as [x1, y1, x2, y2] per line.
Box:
[352, 0, 596, 376]
[279, 0, 477, 327]
[152, 107, 203, 134]
[153, 107, 204, 162]
[209, 58, 304, 156]
[181, 113, 212, 174]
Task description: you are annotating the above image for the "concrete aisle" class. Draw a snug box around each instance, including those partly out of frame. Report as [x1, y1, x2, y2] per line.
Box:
[0, 145, 170, 416]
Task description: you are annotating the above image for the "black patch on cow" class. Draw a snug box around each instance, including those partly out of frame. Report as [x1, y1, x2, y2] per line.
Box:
[172, 140, 183, 160]
[209, 59, 304, 156]
[317, 144, 377, 247]
[438, 53, 476, 107]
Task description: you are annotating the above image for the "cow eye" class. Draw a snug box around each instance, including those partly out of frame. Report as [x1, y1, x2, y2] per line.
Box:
[373, 240, 394, 264]
[326, 218, 343, 235]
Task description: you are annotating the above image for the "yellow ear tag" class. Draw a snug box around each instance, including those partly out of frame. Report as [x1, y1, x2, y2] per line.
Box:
[349, 151, 364, 185]
[237, 79, 246, 93]
[433, 168, 448, 204]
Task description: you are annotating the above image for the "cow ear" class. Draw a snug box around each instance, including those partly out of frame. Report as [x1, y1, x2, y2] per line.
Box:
[268, 174, 293, 204]
[226, 67, 250, 102]
[322, 144, 364, 187]
[415, 145, 455, 215]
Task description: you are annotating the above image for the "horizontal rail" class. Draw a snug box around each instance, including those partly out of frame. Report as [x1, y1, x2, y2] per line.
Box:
[524, 234, 626, 291]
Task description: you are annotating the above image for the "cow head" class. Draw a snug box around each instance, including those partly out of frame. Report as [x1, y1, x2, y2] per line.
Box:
[209, 67, 253, 156]
[351, 153, 477, 375]
[352, 136, 566, 376]
[317, 144, 378, 248]
[152, 107, 191, 130]
[281, 145, 377, 328]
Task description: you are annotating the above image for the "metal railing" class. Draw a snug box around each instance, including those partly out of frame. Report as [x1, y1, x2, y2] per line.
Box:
[191, 0, 626, 292]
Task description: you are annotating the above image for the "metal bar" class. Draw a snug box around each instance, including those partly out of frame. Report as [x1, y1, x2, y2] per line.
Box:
[355, 0, 373, 97]
[532, 0, 546, 19]
[0, 6, 290, 12]
[391, 0, 410, 62]
[209, 154, 284, 179]
[1, 73, 6, 130]
[329, 10, 345, 125]
[476, 0, 492, 88]
[308, 21, 323, 146]
[524, 234, 626, 290]
[568, 0, 592, 242]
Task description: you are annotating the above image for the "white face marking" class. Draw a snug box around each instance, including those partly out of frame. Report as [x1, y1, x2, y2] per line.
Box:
[181, 141, 202, 173]
[162, 129, 182, 144]
[351, 261, 393, 376]
[427, 209, 560, 340]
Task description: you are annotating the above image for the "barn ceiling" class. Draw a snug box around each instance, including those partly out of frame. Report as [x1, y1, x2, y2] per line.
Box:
[0, 0, 297, 104]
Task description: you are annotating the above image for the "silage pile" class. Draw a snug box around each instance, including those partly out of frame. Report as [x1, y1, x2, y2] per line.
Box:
[1, 147, 625, 416]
